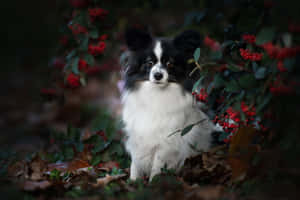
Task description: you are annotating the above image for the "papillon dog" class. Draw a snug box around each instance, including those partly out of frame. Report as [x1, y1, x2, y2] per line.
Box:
[121, 28, 218, 180]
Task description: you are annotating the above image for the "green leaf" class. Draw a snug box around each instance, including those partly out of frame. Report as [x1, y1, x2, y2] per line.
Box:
[240, 110, 247, 122]
[238, 74, 256, 88]
[255, 67, 267, 79]
[221, 40, 234, 50]
[225, 80, 240, 92]
[194, 48, 201, 62]
[218, 132, 228, 142]
[213, 74, 225, 88]
[72, 57, 80, 75]
[50, 169, 61, 180]
[256, 93, 272, 113]
[181, 124, 195, 136]
[84, 54, 95, 66]
[210, 51, 222, 61]
[79, 36, 89, 51]
[89, 29, 99, 39]
[91, 155, 102, 166]
[66, 50, 77, 61]
[227, 64, 240, 72]
[92, 140, 110, 154]
[256, 27, 275, 45]
[192, 76, 204, 92]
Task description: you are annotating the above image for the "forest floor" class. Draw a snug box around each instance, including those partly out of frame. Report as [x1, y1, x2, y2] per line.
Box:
[0, 69, 299, 200]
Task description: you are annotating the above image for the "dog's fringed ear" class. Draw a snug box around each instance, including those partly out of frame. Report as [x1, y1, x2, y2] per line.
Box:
[173, 30, 202, 54]
[125, 28, 153, 51]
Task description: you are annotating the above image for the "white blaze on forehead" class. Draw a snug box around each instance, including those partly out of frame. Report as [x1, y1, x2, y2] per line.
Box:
[150, 40, 168, 84]
[154, 41, 163, 61]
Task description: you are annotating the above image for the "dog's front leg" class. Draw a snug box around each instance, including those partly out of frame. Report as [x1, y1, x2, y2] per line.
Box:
[149, 149, 181, 181]
[129, 160, 140, 180]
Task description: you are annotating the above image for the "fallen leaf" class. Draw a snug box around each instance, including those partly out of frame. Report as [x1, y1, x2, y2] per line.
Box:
[68, 159, 90, 171]
[21, 180, 52, 191]
[7, 161, 28, 178]
[92, 174, 126, 187]
[47, 159, 90, 173]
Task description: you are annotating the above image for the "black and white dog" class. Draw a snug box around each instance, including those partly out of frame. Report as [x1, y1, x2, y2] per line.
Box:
[121, 28, 218, 180]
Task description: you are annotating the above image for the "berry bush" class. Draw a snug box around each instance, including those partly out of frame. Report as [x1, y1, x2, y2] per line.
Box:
[189, 0, 300, 143]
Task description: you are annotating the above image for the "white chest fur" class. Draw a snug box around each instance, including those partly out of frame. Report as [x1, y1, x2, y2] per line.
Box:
[122, 81, 215, 180]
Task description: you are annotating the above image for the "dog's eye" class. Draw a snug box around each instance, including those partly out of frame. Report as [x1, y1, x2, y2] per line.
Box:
[146, 61, 154, 67]
[166, 61, 173, 68]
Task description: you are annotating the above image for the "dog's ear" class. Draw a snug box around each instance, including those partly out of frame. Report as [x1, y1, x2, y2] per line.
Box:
[173, 30, 202, 54]
[125, 28, 153, 51]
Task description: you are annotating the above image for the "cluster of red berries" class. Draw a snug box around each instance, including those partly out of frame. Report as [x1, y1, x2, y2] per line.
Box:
[51, 1, 110, 90]
[214, 108, 240, 139]
[68, 24, 88, 35]
[261, 42, 300, 60]
[192, 88, 208, 103]
[78, 59, 103, 75]
[242, 34, 256, 44]
[214, 102, 258, 142]
[203, 36, 220, 51]
[67, 73, 81, 88]
[88, 8, 108, 21]
[241, 102, 256, 118]
[78, 59, 89, 72]
[88, 41, 106, 56]
[240, 48, 263, 61]
[98, 34, 108, 41]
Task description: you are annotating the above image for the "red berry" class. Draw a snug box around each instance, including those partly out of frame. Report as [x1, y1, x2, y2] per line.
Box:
[67, 73, 81, 88]
[78, 59, 89, 72]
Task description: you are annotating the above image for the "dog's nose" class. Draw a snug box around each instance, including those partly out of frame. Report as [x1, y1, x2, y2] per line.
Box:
[154, 72, 163, 81]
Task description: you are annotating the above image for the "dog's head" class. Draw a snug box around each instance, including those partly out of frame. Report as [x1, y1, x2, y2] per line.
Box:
[122, 28, 202, 90]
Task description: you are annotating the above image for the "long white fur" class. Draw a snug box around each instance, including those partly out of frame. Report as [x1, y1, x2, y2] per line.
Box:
[122, 41, 217, 180]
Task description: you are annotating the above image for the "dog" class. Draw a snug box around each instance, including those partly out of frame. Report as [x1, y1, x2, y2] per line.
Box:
[121, 28, 218, 180]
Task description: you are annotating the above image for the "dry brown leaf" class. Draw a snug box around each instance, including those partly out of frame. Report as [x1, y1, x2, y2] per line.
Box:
[202, 152, 219, 172]
[7, 161, 27, 178]
[228, 126, 257, 182]
[92, 174, 126, 187]
[47, 159, 90, 173]
[21, 180, 52, 191]
[68, 159, 90, 171]
[181, 150, 232, 185]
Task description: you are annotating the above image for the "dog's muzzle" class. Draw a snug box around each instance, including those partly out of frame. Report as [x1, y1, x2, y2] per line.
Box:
[149, 65, 168, 84]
